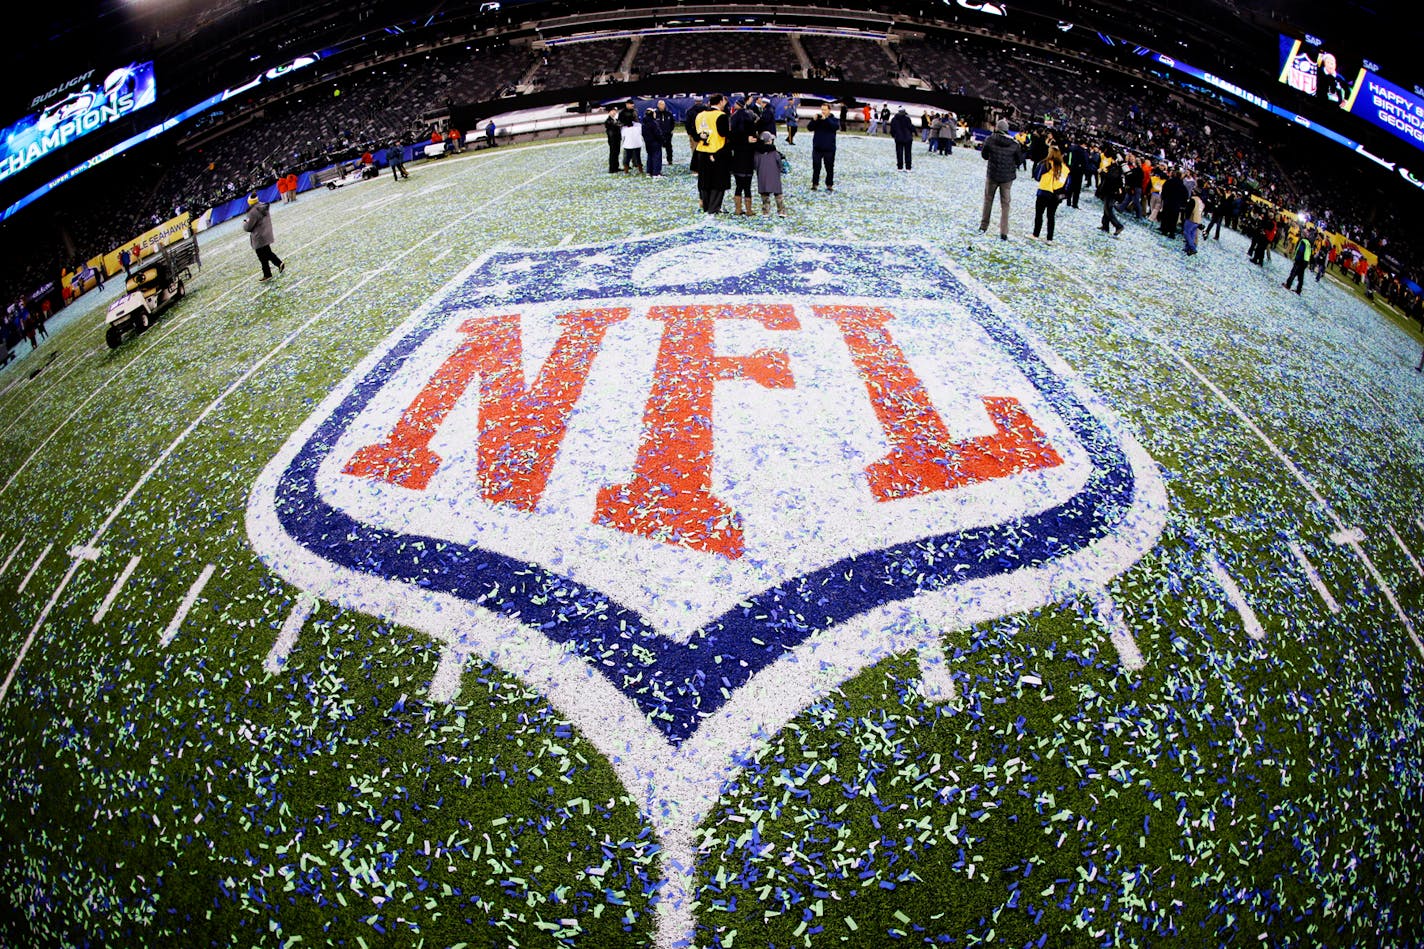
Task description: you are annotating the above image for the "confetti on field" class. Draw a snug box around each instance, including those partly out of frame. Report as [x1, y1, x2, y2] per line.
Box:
[0, 136, 1420, 949]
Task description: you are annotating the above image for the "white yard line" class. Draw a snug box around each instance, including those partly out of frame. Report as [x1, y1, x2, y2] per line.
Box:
[0, 348, 93, 440]
[1331, 528, 1424, 660]
[1088, 585, 1145, 670]
[557, 232, 574, 247]
[1386, 524, 1424, 577]
[264, 595, 316, 673]
[431, 247, 455, 263]
[1, 559, 80, 701]
[0, 538, 22, 575]
[914, 643, 957, 703]
[159, 564, 216, 647]
[93, 555, 142, 624]
[1287, 542, 1340, 614]
[86, 270, 388, 546]
[1205, 553, 1266, 641]
[16, 542, 52, 594]
[0, 285, 246, 497]
[1161, 348, 1342, 529]
[1045, 259, 1421, 656]
[2, 147, 599, 695]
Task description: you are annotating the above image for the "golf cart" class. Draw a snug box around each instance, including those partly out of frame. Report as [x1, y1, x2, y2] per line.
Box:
[104, 236, 200, 349]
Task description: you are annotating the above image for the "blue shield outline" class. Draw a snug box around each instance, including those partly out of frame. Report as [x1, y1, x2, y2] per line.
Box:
[248, 224, 1166, 746]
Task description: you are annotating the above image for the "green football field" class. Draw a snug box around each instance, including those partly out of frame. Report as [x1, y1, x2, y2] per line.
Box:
[1, 134, 1422, 948]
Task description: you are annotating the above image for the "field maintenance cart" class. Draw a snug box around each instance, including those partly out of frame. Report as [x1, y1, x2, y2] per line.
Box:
[104, 234, 200, 349]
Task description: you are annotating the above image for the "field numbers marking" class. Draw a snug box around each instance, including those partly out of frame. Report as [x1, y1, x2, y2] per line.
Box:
[1089, 585, 1146, 669]
[159, 564, 217, 647]
[17, 542, 53, 594]
[264, 595, 316, 673]
[1206, 553, 1266, 641]
[93, 555, 142, 624]
[1386, 524, 1424, 577]
[1288, 542, 1340, 614]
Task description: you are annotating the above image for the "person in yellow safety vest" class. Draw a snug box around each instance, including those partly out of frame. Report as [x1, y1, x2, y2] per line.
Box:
[695, 94, 731, 214]
[1284, 227, 1313, 294]
[1031, 147, 1071, 242]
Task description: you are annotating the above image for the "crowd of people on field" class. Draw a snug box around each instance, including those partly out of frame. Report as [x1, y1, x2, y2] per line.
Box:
[5, 28, 1424, 330]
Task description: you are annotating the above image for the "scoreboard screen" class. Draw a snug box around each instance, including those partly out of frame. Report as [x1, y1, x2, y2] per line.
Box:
[1, 62, 157, 184]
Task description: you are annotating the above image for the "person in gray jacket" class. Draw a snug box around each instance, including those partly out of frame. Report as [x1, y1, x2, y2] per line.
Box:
[242, 196, 285, 282]
[980, 119, 1023, 240]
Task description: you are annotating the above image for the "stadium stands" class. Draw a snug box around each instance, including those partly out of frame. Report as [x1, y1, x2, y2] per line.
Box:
[2, 22, 1420, 316]
[634, 31, 798, 76]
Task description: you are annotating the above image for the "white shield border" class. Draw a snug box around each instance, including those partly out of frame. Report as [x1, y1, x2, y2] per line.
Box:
[246, 225, 1168, 946]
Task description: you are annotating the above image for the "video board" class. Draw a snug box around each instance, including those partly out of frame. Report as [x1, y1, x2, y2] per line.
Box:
[1278, 34, 1424, 153]
[1, 62, 157, 183]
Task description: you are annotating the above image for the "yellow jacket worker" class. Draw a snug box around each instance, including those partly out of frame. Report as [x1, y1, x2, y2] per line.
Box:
[694, 94, 731, 213]
[1032, 147, 1070, 242]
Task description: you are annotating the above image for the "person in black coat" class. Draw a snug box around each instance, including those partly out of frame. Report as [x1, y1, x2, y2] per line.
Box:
[1159, 171, 1189, 238]
[1066, 142, 1089, 208]
[654, 100, 678, 164]
[603, 106, 621, 174]
[729, 103, 759, 215]
[642, 108, 665, 177]
[1097, 151, 1125, 236]
[806, 103, 840, 192]
[889, 106, 915, 171]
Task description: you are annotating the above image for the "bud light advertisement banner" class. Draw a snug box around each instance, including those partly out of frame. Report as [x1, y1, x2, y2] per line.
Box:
[0, 62, 157, 184]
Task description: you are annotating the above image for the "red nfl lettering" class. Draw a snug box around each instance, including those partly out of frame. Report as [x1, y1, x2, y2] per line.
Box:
[594, 303, 798, 560]
[814, 305, 1063, 501]
[343, 307, 629, 504]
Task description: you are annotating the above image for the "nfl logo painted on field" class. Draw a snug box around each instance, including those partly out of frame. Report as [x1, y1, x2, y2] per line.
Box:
[248, 225, 1166, 940]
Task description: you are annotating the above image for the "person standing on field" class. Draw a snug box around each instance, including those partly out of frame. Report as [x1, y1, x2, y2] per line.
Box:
[979, 119, 1022, 240]
[242, 195, 285, 283]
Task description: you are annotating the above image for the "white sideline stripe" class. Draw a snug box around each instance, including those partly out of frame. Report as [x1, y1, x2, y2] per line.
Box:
[16, 542, 53, 594]
[1088, 586, 1145, 670]
[0, 555, 85, 702]
[915, 643, 957, 703]
[93, 555, 141, 624]
[86, 270, 388, 547]
[1163, 348, 1343, 530]
[1386, 524, 1424, 577]
[428, 647, 465, 703]
[0, 349, 90, 438]
[0, 151, 594, 697]
[264, 596, 316, 673]
[1331, 531, 1424, 661]
[1206, 553, 1266, 641]
[159, 564, 216, 647]
[0, 538, 22, 575]
[0, 284, 246, 497]
[1288, 542, 1340, 614]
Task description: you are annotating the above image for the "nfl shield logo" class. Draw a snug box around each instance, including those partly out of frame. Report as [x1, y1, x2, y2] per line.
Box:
[247, 225, 1166, 940]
